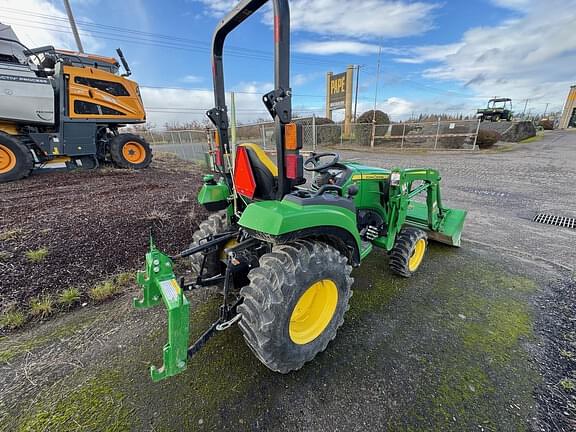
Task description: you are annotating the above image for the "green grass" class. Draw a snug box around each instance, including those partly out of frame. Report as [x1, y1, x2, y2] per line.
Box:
[18, 372, 133, 431]
[25, 247, 49, 263]
[29, 297, 54, 319]
[0, 251, 12, 261]
[88, 273, 133, 303]
[560, 378, 575, 392]
[58, 288, 81, 307]
[0, 310, 27, 330]
[0, 228, 23, 241]
[520, 131, 544, 144]
[88, 281, 121, 302]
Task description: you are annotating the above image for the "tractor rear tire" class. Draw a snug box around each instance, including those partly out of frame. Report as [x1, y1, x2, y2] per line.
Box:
[110, 133, 152, 169]
[238, 240, 353, 373]
[389, 227, 428, 278]
[189, 211, 229, 277]
[0, 133, 33, 183]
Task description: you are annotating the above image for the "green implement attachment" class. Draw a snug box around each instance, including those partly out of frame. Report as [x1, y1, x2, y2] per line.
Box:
[134, 239, 189, 382]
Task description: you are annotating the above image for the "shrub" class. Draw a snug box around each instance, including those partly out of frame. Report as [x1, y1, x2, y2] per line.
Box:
[357, 110, 390, 124]
[476, 129, 501, 149]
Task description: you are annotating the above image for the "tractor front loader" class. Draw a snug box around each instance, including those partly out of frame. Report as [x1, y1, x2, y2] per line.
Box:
[134, 0, 467, 381]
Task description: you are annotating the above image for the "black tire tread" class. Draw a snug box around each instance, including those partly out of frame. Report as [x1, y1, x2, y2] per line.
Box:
[389, 227, 428, 278]
[189, 211, 228, 275]
[238, 240, 353, 373]
[0, 132, 34, 182]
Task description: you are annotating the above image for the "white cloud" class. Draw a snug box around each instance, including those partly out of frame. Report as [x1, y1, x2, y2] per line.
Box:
[399, 0, 576, 109]
[295, 41, 382, 56]
[199, 0, 438, 38]
[180, 74, 204, 83]
[0, 0, 101, 52]
[140, 81, 277, 127]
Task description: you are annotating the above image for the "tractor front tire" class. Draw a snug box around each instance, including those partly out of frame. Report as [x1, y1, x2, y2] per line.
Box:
[389, 227, 428, 278]
[238, 240, 353, 373]
[110, 133, 152, 169]
[189, 211, 229, 277]
[0, 133, 33, 183]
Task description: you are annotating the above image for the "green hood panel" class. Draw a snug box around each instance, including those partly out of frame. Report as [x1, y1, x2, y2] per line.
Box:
[238, 198, 361, 248]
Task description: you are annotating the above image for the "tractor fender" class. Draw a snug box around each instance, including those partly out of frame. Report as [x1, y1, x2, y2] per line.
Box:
[238, 199, 361, 266]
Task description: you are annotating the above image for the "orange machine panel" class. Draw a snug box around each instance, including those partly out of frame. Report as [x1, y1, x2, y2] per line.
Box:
[64, 66, 146, 122]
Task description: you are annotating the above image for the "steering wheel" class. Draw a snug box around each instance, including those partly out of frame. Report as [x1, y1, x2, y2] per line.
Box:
[304, 153, 340, 172]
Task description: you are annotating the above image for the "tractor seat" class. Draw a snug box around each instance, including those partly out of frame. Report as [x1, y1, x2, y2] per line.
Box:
[238, 143, 278, 200]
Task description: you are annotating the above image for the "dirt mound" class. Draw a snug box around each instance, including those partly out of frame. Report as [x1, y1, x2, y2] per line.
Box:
[0, 154, 206, 312]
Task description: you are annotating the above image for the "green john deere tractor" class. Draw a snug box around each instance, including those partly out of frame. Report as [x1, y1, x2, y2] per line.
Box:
[134, 0, 467, 382]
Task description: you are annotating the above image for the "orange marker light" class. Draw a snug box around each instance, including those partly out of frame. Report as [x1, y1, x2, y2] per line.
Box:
[284, 123, 300, 150]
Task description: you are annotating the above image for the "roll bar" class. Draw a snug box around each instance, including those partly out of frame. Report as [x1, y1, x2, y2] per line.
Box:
[207, 0, 292, 198]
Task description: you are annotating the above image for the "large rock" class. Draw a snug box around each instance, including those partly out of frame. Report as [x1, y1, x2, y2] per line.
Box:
[480, 121, 536, 142]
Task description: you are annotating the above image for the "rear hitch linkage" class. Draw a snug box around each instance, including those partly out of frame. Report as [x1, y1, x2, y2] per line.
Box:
[133, 235, 245, 382]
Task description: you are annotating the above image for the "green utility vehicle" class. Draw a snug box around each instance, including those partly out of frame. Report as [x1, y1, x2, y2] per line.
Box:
[477, 98, 514, 122]
[134, 0, 467, 381]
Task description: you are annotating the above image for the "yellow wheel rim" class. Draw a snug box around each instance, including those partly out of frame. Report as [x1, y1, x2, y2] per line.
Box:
[122, 141, 146, 164]
[408, 238, 426, 272]
[0, 144, 16, 174]
[289, 279, 338, 345]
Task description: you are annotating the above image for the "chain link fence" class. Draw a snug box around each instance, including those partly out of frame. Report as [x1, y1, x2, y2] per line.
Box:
[139, 118, 481, 162]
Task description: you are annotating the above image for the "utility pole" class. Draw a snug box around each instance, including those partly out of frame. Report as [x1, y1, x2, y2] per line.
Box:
[63, 0, 84, 53]
[522, 99, 529, 118]
[370, 47, 382, 148]
[543, 102, 550, 117]
[353, 65, 361, 122]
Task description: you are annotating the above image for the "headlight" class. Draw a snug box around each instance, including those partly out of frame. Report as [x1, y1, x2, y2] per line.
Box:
[390, 172, 401, 186]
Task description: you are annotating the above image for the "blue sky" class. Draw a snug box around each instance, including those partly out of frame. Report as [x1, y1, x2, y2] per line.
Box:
[2, 0, 575, 126]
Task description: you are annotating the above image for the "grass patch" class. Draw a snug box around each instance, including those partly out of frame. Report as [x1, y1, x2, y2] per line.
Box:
[0, 228, 23, 241]
[25, 247, 49, 263]
[114, 272, 134, 287]
[0, 310, 27, 330]
[17, 372, 133, 431]
[29, 297, 54, 319]
[88, 281, 121, 302]
[520, 132, 544, 144]
[560, 378, 575, 392]
[58, 288, 81, 307]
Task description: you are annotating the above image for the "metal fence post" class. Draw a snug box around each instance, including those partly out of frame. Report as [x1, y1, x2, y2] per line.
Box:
[401, 122, 406, 150]
[434, 118, 441, 150]
[312, 114, 317, 151]
[472, 119, 481, 151]
[340, 123, 344, 146]
[260, 124, 266, 149]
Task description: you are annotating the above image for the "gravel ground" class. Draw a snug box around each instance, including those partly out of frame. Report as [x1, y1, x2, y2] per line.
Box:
[0, 131, 574, 431]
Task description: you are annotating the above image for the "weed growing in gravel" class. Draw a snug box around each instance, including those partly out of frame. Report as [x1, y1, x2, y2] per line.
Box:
[145, 208, 170, 221]
[560, 349, 575, 360]
[29, 297, 54, 319]
[25, 248, 49, 263]
[114, 272, 134, 286]
[89, 281, 121, 302]
[58, 288, 81, 307]
[0, 310, 26, 330]
[560, 378, 575, 391]
[0, 228, 23, 241]
[0, 251, 12, 261]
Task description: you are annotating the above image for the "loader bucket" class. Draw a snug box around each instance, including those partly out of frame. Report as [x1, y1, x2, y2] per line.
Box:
[406, 202, 467, 247]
